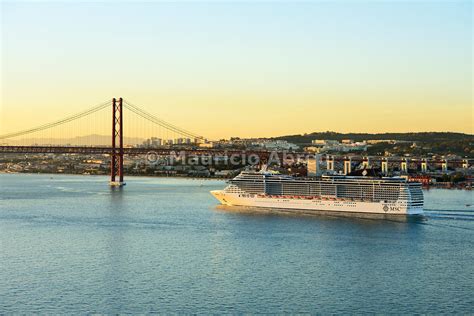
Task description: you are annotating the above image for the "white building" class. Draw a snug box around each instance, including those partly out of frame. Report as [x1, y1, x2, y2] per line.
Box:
[310, 139, 367, 152]
[199, 142, 214, 148]
[252, 140, 299, 150]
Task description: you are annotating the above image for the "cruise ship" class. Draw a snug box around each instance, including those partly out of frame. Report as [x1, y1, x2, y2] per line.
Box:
[211, 171, 424, 215]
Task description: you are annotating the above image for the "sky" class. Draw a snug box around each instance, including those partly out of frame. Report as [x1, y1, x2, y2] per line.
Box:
[1, 0, 472, 140]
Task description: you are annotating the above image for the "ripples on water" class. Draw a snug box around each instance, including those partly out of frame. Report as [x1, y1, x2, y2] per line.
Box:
[0, 174, 473, 313]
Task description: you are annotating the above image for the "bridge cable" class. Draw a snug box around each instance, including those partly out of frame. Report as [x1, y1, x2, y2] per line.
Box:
[0, 100, 111, 140]
[123, 100, 203, 139]
[122, 100, 205, 140]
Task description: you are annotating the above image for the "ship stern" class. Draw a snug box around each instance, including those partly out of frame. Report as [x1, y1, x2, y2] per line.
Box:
[406, 205, 424, 216]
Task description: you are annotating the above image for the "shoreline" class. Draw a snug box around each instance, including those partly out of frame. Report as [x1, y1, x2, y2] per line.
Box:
[1, 171, 471, 190]
[0, 171, 227, 181]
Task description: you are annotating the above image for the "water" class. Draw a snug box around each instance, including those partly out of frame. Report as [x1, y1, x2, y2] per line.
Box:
[1, 173, 473, 313]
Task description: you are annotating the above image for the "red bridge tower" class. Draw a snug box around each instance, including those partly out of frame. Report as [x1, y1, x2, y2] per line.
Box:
[110, 97, 125, 186]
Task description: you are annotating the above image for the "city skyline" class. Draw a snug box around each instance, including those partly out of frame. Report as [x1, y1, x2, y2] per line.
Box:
[1, 1, 472, 139]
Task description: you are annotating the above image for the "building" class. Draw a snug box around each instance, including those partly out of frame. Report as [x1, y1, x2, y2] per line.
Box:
[310, 139, 367, 153]
[312, 140, 339, 146]
[151, 137, 162, 147]
[199, 142, 214, 148]
[252, 140, 299, 150]
[304, 146, 322, 153]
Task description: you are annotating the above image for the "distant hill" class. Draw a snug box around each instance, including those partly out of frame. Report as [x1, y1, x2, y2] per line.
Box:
[273, 132, 474, 145]
[1, 134, 144, 146]
[272, 131, 473, 157]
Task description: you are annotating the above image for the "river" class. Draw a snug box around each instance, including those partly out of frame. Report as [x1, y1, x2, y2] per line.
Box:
[0, 173, 472, 313]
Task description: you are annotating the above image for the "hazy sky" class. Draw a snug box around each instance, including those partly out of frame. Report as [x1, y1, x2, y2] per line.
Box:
[1, 1, 472, 139]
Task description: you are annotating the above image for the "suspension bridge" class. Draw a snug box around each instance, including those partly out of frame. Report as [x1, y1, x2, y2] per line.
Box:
[0, 98, 213, 186]
[0, 98, 296, 185]
[0, 97, 471, 185]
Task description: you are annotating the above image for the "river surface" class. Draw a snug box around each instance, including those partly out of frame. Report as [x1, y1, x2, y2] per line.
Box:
[0, 173, 473, 313]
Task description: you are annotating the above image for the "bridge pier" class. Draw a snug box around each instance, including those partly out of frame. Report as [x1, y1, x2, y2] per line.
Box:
[421, 159, 428, 173]
[462, 159, 469, 169]
[441, 160, 448, 173]
[343, 157, 352, 175]
[307, 155, 320, 176]
[362, 156, 371, 169]
[326, 156, 334, 171]
[400, 159, 408, 173]
[381, 158, 388, 175]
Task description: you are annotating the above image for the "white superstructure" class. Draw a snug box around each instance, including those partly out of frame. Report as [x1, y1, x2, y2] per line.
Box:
[211, 171, 424, 215]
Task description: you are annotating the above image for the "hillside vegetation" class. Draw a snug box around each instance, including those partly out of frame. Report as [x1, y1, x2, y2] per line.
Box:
[273, 132, 473, 157]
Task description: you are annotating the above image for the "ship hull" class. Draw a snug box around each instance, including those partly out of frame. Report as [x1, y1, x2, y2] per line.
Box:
[211, 190, 423, 215]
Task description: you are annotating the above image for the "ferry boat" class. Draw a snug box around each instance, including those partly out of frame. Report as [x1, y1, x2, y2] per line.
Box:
[211, 171, 424, 215]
